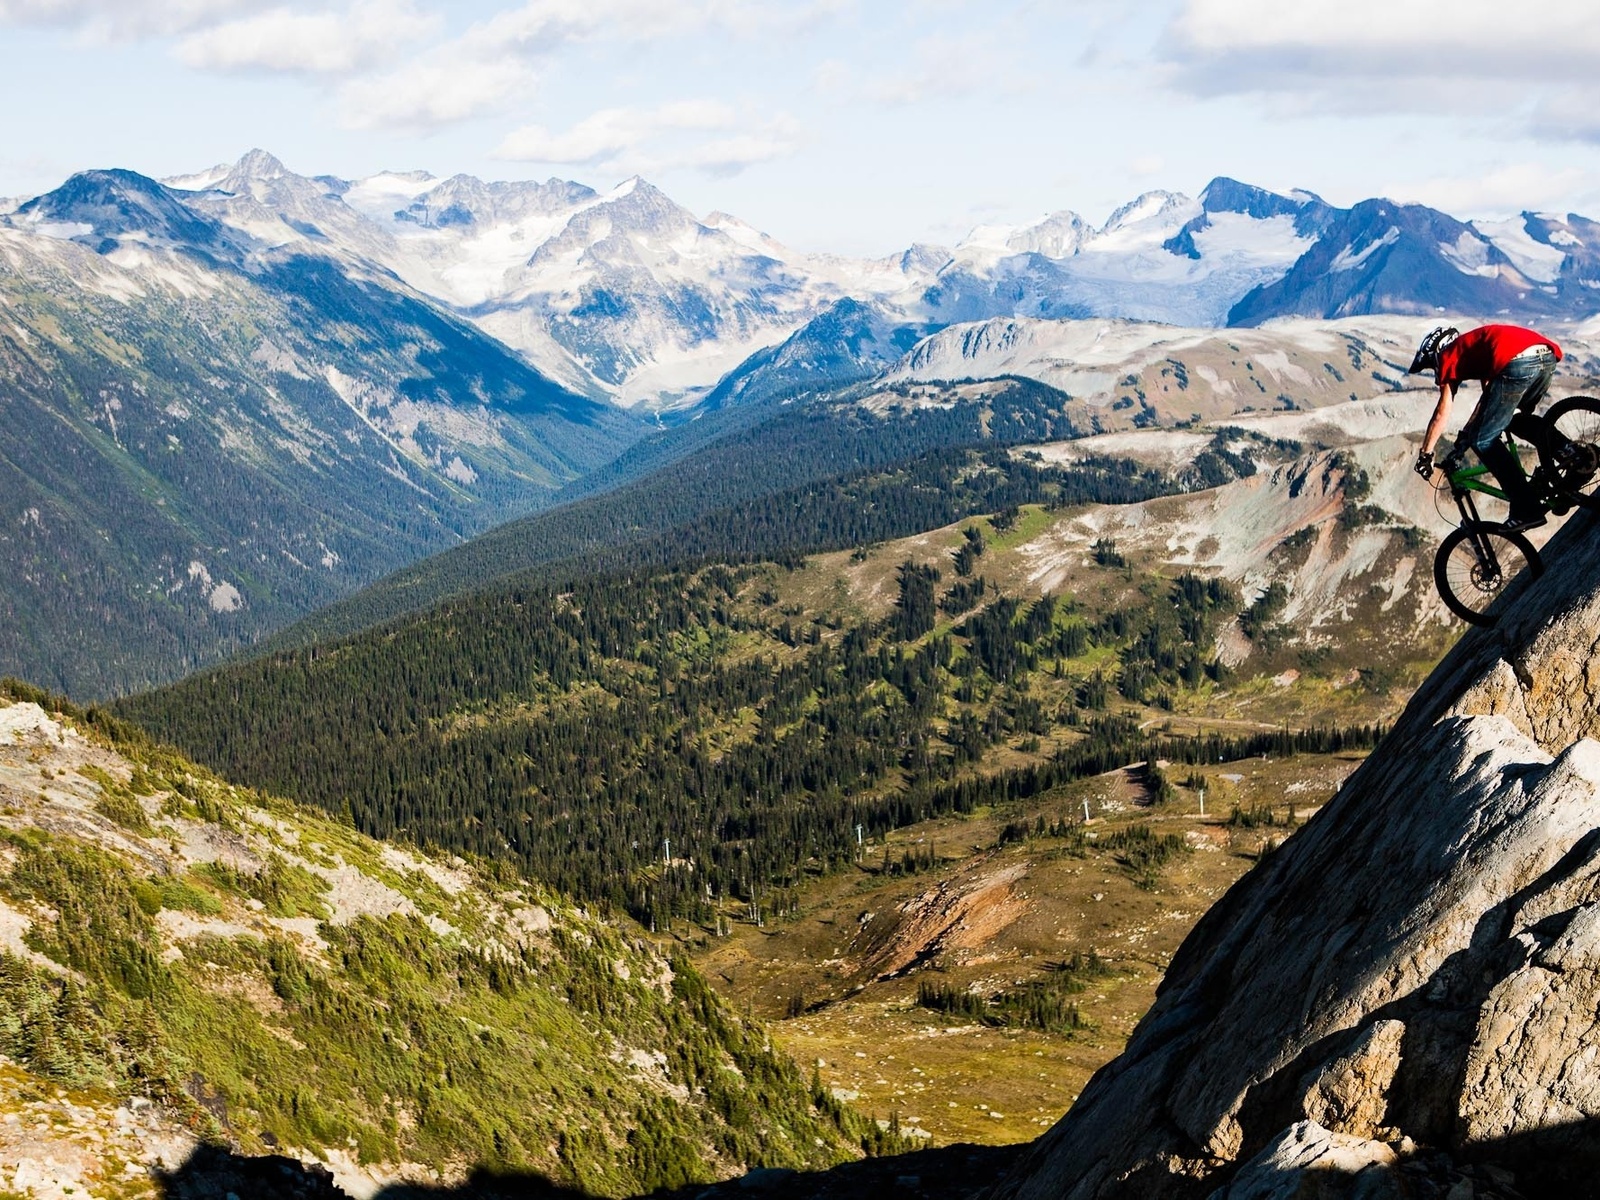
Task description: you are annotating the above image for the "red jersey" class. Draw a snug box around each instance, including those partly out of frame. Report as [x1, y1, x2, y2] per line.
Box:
[1437, 324, 1562, 388]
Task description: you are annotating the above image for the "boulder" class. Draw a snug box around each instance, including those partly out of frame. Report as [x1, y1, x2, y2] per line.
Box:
[1210, 1122, 1399, 1200]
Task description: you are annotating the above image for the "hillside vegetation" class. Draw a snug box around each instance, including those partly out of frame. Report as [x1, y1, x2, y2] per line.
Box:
[0, 223, 639, 698]
[119, 483, 1386, 936]
[0, 681, 891, 1196]
[266, 377, 1106, 649]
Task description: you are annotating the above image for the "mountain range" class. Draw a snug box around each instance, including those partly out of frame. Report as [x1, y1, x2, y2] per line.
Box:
[0, 165, 639, 696]
[14, 150, 1600, 416]
[13, 149, 1600, 1199]
[10, 149, 1600, 695]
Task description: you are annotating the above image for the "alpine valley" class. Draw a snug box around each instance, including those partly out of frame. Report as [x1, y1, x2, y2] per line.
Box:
[10, 146, 1600, 1200]
[9, 149, 1600, 694]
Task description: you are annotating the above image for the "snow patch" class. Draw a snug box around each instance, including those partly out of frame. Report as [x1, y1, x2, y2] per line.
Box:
[1330, 228, 1400, 272]
[1475, 217, 1566, 283]
[207, 582, 243, 613]
[28, 221, 93, 241]
[1439, 231, 1496, 278]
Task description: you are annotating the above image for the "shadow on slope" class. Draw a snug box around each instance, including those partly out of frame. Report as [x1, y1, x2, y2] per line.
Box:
[155, 1142, 1021, 1200]
[1211, 1118, 1600, 1199]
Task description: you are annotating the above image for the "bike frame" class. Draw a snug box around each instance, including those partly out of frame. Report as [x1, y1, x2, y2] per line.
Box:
[1445, 432, 1530, 510]
[1444, 433, 1534, 579]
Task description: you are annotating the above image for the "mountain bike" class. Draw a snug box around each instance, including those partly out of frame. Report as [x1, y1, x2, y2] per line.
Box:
[1432, 397, 1600, 626]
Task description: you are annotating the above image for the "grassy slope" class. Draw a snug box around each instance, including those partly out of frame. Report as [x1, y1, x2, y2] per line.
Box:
[691, 750, 1368, 1147]
[0, 683, 888, 1196]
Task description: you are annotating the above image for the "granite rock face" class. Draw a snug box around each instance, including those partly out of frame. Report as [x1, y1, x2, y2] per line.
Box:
[994, 510, 1600, 1200]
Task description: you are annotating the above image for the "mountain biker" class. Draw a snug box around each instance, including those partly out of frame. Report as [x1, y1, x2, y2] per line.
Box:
[1410, 324, 1563, 531]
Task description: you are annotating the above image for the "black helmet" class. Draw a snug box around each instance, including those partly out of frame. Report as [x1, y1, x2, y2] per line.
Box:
[1409, 326, 1459, 375]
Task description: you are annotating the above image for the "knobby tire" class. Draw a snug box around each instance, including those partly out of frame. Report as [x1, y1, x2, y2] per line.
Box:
[1544, 396, 1600, 511]
[1434, 524, 1543, 626]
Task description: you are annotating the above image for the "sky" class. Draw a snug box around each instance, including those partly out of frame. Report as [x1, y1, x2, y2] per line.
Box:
[3, 0, 1600, 256]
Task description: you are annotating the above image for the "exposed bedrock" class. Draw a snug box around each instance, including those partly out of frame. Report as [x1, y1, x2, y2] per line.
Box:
[993, 509, 1600, 1199]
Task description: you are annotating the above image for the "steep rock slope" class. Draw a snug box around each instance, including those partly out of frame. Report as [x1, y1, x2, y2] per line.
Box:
[993, 506, 1600, 1198]
[0, 684, 864, 1197]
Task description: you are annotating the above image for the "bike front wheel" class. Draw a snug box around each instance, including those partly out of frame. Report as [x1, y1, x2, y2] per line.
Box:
[1433, 523, 1543, 626]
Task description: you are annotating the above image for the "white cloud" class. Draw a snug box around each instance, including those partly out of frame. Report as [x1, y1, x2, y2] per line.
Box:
[497, 101, 739, 163]
[333, 0, 780, 131]
[0, 0, 263, 38]
[2, 0, 857, 136]
[495, 101, 801, 176]
[811, 56, 851, 96]
[865, 33, 1008, 106]
[1382, 163, 1600, 218]
[177, 1, 440, 75]
[340, 56, 539, 129]
[1163, 0, 1600, 142]
[462, 0, 706, 54]
[1169, 0, 1600, 73]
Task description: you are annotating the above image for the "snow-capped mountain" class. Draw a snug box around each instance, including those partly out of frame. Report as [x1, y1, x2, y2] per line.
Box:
[1230, 200, 1600, 324]
[916, 181, 1324, 330]
[157, 153, 935, 410]
[18, 150, 1600, 417]
[0, 163, 638, 697]
[13, 168, 242, 257]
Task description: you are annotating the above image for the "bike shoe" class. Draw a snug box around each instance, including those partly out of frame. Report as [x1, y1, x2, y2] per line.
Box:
[1503, 511, 1548, 533]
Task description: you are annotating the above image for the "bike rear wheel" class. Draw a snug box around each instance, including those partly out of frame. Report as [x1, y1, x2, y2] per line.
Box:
[1543, 396, 1600, 509]
[1434, 523, 1543, 626]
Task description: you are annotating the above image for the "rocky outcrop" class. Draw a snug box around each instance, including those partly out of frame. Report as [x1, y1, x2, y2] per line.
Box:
[993, 508, 1600, 1199]
[851, 861, 1030, 980]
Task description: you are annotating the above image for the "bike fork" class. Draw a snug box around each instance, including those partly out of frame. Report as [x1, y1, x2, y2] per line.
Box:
[1455, 491, 1504, 578]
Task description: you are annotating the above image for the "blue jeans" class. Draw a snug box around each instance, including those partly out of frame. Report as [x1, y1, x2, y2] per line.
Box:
[1462, 348, 1558, 452]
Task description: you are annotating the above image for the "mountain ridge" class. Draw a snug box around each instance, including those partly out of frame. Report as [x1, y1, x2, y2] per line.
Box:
[17, 149, 1600, 416]
[0, 167, 640, 697]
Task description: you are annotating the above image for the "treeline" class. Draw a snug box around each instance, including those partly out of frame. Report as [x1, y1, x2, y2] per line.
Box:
[889, 716, 1384, 824]
[527, 444, 1173, 588]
